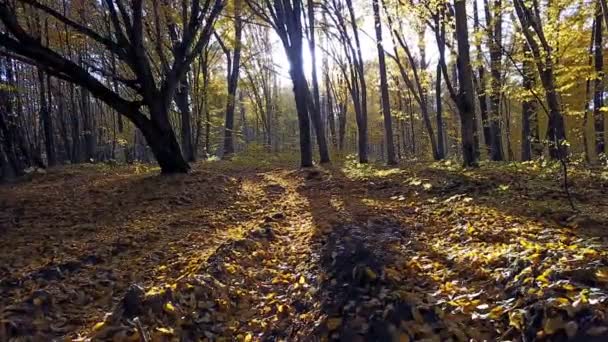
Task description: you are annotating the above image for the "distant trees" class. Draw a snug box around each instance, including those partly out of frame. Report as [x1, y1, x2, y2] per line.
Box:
[513, 0, 566, 160]
[247, 0, 321, 167]
[215, 0, 245, 158]
[0, 0, 606, 178]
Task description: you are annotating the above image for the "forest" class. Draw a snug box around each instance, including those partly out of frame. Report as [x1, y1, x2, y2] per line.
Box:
[0, 0, 608, 341]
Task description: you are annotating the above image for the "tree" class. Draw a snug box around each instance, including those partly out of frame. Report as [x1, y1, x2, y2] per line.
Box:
[486, 0, 505, 161]
[383, 0, 440, 160]
[215, 1, 244, 158]
[513, 0, 567, 160]
[593, 0, 605, 157]
[306, 0, 330, 163]
[324, 0, 369, 163]
[372, 0, 396, 165]
[454, 0, 479, 166]
[0, 0, 224, 173]
[247, 0, 316, 167]
[521, 42, 539, 161]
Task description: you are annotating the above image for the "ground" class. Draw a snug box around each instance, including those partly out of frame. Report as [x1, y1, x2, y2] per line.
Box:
[1, 156, 608, 341]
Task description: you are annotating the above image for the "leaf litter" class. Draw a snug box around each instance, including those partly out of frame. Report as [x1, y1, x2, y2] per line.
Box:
[0, 160, 607, 341]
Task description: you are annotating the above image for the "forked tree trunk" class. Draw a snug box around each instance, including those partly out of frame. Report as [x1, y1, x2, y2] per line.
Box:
[138, 106, 190, 174]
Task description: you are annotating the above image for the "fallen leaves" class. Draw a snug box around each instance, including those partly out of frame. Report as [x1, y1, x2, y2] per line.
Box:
[1, 160, 607, 341]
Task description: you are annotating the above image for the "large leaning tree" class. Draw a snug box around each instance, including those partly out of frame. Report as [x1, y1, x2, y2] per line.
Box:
[0, 0, 224, 173]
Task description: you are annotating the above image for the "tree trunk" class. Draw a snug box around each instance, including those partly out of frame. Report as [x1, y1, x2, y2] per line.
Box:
[139, 106, 190, 174]
[80, 86, 96, 162]
[454, 0, 479, 167]
[594, 0, 605, 157]
[338, 102, 346, 151]
[372, 0, 396, 165]
[37, 68, 56, 167]
[307, 0, 330, 163]
[176, 75, 194, 161]
[473, 0, 492, 156]
[487, 0, 504, 161]
[436, 64, 445, 159]
[69, 84, 81, 163]
[223, 15, 243, 158]
[521, 43, 538, 161]
[514, 0, 566, 159]
[288, 51, 314, 167]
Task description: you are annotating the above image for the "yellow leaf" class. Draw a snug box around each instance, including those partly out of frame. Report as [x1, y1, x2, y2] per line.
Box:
[553, 297, 570, 307]
[595, 268, 608, 283]
[365, 267, 377, 281]
[299, 276, 306, 285]
[327, 317, 342, 331]
[244, 332, 253, 342]
[509, 310, 525, 330]
[488, 305, 505, 319]
[164, 302, 176, 313]
[536, 269, 552, 284]
[156, 327, 174, 335]
[398, 332, 410, 342]
[92, 321, 105, 331]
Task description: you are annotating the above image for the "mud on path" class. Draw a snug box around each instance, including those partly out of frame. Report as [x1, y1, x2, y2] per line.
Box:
[1, 161, 608, 341]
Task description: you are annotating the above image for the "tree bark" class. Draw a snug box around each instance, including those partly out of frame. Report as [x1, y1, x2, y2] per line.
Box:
[521, 43, 538, 161]
[473, 0, 492, 156]
[307, 0, 330, 163]
[175, 75, 194, 161]
[594, 0, 605, 157]
[372, 0, 396, 165]
[436, 64, 445, 159]
[222, 13, 243, 158]
[514, 0, 567, 159]
[454, 0, 479, 166]
[486, 0, 504, 161]
[37, 68, 56, 167]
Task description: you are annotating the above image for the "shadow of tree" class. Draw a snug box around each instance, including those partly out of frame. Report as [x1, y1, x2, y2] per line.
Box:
[294, 165, 608, 341]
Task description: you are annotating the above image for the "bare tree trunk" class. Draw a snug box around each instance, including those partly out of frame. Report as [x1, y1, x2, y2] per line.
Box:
[473, 0, 492, 156]
[514, 0, 567, 159]
[521, 43, 538, 161]
[37, 68, 56, 167]
[222, 15, 243, 158]
[486, 0, 505, 161]
[372, 0, 396, 164]
[454, 0, 479, 166]
[176, 75, 194, 161]
[436, 64, 445, 159]
[307, 0, 330, 163]
[594, 0, 605, 158]
[583, 20, 595, 163]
